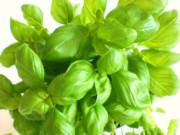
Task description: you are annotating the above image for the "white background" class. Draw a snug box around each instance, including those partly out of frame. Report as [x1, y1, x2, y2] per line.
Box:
[0, 0, 180, 135]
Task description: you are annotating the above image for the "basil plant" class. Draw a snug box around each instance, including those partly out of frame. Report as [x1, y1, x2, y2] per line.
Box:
[0, 0, 180, 135]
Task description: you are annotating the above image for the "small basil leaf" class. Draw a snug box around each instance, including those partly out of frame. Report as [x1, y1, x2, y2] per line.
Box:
[48, 60, 95, 105]
[10, 110, 41, 135]
[148, 65, 180, 97]
[62, 102, 77, 124]
[0, 75, 21, 110]
[94, 73, 111, 105]
[81, 0, 107, 24]
[97, 48, 124, 74]
[13, 81, 29, 93]
[128, 56, 150, 87]
[40, 108, 75, 135]
[0, 42, 22, 67]
[10, 18, 40, 43]
[75, 120, 87, 135]
[111, 70, 151, 110]
[105, 102, 142, 125]
[21, 4, 43, 28]
[107, 4, 159, 42]
[97, 19, 137, 48]
[51, 0, 73, 24]
[15, 44, 45, 87]
[141, 49, 180, 67]
[18, 88, 53, 121]
[42, 24, 94, 63]
[84, 104, 108, 135]
[142, 10, 180, 50]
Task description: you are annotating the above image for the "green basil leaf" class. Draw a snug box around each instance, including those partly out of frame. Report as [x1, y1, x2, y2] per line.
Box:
[141, 49, 180, 67]
[0, 42, 22, 67]
[18, 88, 53, 121]
[148, 65, 180, 97]
[81, 0, 107, 24]
[48, 60, 95, 105]
[0, 75, 21, 110]
[13, 81, 29, 93]
[111, 70, 151, 110]
[75, 119, 87, 135]
[107, 4, 159, 42]
[84, 104, 108, 135]
[10, 18, 40, 43]
[21, 4, 43, 28]
[51, 0, 73, 24]
[128, 56, 150, 87]
[97, 48, 124, 74]
[15, 44, 45, 87]
[118, 0, 168, 17]
[42, 24, 94, 63]
[97, 19, 137, 48]
[94, 73, 111, 105]
[40, 108, 75, 135]
[62, 102, 77, 124]
[105, 102, 142, 125]
[167, 119, 179, 135]
[142, 10, 180, 50]
[10, 110, 41, 135]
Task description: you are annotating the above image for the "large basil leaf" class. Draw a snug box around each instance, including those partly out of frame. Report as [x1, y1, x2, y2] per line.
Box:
[111, 70, 151, 110]
[141, 49, 180, 67]
[97, 48, 124, 74]
[105, 102, 142, 125]
[81, 0, 107, 24]
[148, 65, 180, 97]
[83, 104, 108, 135]
[21, 4, 43, 28]
[118, 0, 168, 17]
[18, 88, 53, 121]
[48, 60, 95, 105]
[40, 108, 75, 135]
[42, 24, 94, 63]
[128, 56, 150, 87]
[10, 110, 41, 135]
[10, 18, 40, 43]
[97, 19, 137, 48]
[142, 10, 180, 50]
[0, 42, 22, 67]
[0, 75, 21, 110]
[15, 44, 45, 87]
[107, 4, 159, 42]
[62, 102, 77, 124]
[51, 0, 73, 24]
[94, 73, 111, 105]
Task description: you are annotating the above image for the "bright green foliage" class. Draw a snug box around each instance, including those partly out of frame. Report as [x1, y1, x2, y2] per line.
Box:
[48, 60, 95, 105]
[42, 24, 94, 63]
[0, 1, 180, 135]
[111, 71, 151, 110]
[97, 19, 137, 48]
[40, 108, 75, 135]
[15, 44, 45, 87]
[141, 49, 180, 67]
[167, 119, 179, 135]
[10, 110, 41, 135]
[97, 48, 124, 74]
[0, 42, 22, 67]
[142, 10, 180, 50]
[118, 0, 168, 17]
[106, 102, 142, 125]
[21, 4, 43, 28]
[107, 4, 159, 42]
[51, 0, 73, 24]
[0, 75, 21, 110]
[148, 65, 180, 97]
[18, 88, 53, 121]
